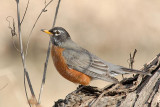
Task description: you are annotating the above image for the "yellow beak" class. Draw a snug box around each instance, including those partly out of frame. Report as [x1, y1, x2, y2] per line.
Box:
[41, 29, 52, 35]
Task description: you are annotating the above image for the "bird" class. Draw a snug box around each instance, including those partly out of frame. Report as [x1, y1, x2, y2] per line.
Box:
[41, 27, 150, 86]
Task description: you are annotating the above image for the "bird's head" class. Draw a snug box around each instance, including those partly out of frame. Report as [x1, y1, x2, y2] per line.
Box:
[41, 27, 71, 47]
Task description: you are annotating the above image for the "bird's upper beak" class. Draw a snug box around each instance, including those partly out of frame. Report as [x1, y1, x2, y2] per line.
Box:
[41, 29, 52, 35]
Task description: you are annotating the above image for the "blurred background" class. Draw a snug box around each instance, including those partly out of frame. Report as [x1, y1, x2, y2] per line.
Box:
[1, 0, 160, 106]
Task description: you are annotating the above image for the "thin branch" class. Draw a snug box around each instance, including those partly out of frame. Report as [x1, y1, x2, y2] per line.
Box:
[11, 36, 20, 52]
[38, 0, 62, 104]
[20, 0, 30, 24]
[15, 0, 36, 106]
[129, 49, 137, 69]
[52, 0, 61, 27]
[126, 49, 137, 78]
[25, 0, 54, 58]
[23, 72, 31, 107]
[38, 40, 51, 104]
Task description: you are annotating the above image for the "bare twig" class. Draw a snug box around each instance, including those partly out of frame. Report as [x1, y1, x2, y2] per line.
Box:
[15, 0, 36, 106]
[52, 0, 61, 27]
[25, 0, 55, 58]
[38, 40, 51, 104]
[38, 0, 62, 104]
[20, 0, 30, 24]
[126, 49, 137, 78]
[129, 49, 137, 69]
[122, 49, 137, 79]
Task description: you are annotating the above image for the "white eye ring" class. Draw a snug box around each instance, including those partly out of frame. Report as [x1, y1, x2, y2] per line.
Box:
[54, 30, 60, 36]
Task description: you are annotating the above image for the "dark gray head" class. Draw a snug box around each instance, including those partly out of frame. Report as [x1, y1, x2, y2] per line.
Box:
[41, 27, 71, 46]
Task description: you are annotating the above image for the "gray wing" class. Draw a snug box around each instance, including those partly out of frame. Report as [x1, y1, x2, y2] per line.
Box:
[62, 48, 120, 83]
[63, 48, 151, 83]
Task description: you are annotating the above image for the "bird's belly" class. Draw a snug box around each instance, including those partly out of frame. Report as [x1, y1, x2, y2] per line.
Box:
[51, 45, 91, 85]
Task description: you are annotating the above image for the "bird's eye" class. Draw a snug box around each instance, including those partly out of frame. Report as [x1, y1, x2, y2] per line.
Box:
[54, 30, 60, 36]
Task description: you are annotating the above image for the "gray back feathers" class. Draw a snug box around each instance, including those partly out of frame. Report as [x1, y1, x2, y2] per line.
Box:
[62, 40, 149, 83]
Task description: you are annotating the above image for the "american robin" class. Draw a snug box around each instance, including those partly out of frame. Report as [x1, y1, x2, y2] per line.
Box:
[41, 27, 150, 85]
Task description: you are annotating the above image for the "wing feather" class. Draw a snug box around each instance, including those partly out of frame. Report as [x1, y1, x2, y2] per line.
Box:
[63, 48, 108, 77]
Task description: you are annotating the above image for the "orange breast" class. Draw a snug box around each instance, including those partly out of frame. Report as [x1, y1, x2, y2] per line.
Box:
[51, 45, 91, 85]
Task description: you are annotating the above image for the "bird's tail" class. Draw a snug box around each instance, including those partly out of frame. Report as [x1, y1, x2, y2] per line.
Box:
[120, 67, 151, 76]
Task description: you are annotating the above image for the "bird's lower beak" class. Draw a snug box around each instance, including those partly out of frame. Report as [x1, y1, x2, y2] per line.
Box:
[41, 29, 52, 35]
